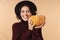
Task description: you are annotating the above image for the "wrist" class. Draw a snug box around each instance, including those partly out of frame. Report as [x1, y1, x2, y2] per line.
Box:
[29, 27, 33, 30]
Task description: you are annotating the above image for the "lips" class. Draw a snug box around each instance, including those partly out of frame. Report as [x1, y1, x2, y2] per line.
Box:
[24, 14, 30, 19]
[23, 15, 29, 19]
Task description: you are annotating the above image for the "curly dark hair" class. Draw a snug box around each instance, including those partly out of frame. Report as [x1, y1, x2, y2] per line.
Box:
[15, 1, 37, 20]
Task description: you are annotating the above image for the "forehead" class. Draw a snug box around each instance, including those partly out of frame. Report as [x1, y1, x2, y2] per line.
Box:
[21, 6, 30, 10]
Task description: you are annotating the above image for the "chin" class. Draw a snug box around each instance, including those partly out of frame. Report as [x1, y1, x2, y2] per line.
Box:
[22, 17, 28, 21]
[23, 19, 28, 21]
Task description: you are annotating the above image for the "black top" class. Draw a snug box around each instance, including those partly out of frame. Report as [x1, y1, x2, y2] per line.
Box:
[12, 20, 43, 40]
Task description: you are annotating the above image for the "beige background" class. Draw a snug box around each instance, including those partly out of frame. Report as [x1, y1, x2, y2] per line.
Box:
[0, 0, 60, 40]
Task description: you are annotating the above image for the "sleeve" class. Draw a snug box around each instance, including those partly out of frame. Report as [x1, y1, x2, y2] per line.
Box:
[12, 23, 32, 40]
[32, 28, 43, 40]
[32, 28, 42, 37]
[12, 23, 21, 40]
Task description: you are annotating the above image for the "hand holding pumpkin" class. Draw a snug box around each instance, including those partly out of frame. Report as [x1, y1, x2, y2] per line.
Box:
[28, 18, 35, 30]
[29, 15, 46, 28]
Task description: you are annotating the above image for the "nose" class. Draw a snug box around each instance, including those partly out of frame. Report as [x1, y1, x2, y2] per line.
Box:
[24, 11, 28, 15]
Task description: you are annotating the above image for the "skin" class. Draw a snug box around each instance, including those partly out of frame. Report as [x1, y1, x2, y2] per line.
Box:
[20, 6, 45, 30]
[20, 6, 31, 21]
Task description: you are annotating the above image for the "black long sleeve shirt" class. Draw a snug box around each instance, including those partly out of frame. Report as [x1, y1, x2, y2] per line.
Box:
[12, 20, 43, 40]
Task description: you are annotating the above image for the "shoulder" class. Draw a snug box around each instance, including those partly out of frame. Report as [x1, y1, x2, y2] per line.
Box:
[12, 22, 20, 29]
[12, 21, 23, 29]
[12, 22, 19, 26]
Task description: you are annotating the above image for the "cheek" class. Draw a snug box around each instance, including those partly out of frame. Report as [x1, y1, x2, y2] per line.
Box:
[20, 13, 24, 17]
[27, 13, 32, 17]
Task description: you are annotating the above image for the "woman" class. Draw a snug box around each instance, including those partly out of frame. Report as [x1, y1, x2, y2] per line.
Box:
[12, 1, 45, 40]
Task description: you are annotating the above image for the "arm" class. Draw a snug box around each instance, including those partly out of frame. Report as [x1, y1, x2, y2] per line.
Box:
[32, 28, 41, 37]
[12, 23, 21, 40]
[32, 19, 46, 37]
[32, 28, 44, 40]
[32, 18, 46, 40]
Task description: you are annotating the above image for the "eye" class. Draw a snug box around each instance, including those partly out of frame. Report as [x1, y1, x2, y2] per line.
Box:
[27, 10, 30, 13]
[21, 10, 24, 13]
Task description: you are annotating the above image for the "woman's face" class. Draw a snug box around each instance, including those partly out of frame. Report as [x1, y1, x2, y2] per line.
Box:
[20, 6, 32, 21]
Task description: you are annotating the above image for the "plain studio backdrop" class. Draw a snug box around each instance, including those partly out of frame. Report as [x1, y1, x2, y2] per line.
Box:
[0, 0, 60, 40]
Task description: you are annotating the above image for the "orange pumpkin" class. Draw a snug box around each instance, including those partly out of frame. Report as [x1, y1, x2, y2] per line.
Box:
[29, 15, 45, 26]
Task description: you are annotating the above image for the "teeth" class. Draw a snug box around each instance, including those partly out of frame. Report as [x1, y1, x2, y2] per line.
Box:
[24, 16, 28, 19]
